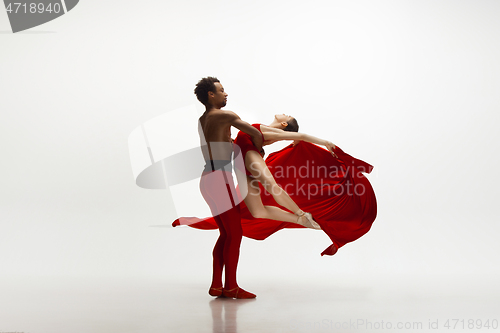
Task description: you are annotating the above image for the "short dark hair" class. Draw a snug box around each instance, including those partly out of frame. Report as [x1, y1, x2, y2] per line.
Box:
[194, 77, 220, 105]
[283, 118, 299, 132]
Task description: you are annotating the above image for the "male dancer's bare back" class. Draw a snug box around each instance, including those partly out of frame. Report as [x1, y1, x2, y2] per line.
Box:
[195, 77, 262, 299]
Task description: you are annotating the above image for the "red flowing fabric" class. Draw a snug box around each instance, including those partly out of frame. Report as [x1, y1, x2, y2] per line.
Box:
[172, 142, 377, 256]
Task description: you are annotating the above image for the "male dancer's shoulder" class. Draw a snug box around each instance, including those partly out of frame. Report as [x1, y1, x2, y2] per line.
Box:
[210, 109, 240, 122]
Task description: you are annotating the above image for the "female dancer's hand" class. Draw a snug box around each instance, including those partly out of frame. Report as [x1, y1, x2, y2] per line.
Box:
[325, 141, 338, 158]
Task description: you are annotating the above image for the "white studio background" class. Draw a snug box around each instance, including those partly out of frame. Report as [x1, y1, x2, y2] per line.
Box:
[1, 0, 499, 306]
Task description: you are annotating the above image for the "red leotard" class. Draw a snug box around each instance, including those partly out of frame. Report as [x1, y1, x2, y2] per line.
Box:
[233, 124, 265, 176]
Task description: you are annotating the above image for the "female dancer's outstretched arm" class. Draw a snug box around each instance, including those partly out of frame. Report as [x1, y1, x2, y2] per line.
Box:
[260, 125, 337, 158]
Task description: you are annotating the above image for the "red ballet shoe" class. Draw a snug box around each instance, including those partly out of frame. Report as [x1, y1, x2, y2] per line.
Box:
[222, 287, 256, 299]
[209, 287, 223, 297]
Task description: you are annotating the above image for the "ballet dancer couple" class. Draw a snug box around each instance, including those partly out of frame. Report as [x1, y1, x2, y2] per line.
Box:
[195, 77, 338, 299]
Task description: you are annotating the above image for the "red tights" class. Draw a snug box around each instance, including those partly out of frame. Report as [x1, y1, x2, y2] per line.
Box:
[200, 170, 242, 290]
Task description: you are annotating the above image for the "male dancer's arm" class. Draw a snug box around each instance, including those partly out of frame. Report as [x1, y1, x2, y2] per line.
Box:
[224, 112, 263, 152]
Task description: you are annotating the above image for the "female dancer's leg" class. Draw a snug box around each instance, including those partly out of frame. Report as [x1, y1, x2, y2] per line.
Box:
[243, 150, 305, 224]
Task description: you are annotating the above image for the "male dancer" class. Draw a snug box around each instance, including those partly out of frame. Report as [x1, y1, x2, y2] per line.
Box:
[195, 77, 262, 299]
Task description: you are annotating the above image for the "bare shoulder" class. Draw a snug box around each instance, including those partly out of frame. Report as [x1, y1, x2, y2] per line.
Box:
[260, 125, 284, 133]
[205, 109, 239, 121]
[220, 110, 240, 120]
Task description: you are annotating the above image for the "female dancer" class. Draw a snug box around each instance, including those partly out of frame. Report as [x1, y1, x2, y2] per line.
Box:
[233, 114, 337, 229]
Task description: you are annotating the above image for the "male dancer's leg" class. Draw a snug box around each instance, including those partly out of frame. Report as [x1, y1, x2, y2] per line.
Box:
[212, 200, 241, 289]
[200, 171, 242, 290]
[210, 214, 226, 289]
